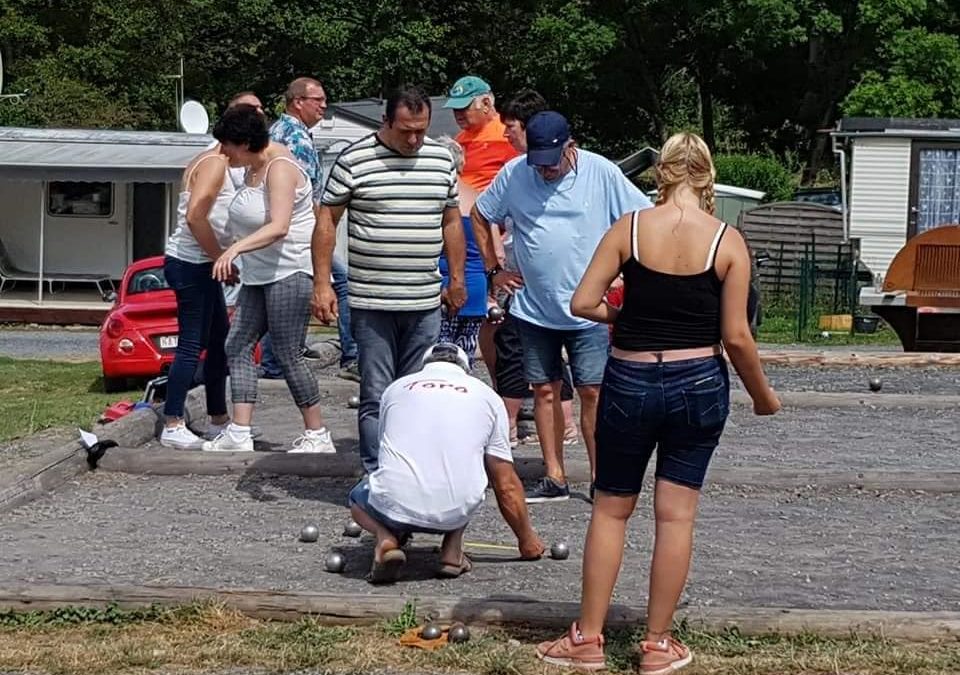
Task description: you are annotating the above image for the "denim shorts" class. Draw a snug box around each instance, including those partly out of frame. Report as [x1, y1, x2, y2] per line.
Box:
[594, 354, 729, 493]
[514, 317, 609, 386]
[348, 478, 451, 539]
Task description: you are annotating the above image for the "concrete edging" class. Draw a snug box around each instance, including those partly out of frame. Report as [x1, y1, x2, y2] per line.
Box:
[758, 350, 960, 367]
[95, 447, 960, 493]
[0, 582, 956, 641]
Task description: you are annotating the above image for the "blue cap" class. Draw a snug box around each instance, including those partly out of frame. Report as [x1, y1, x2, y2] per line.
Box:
[525, 111, 570, 166]
[444, 76, 492, 109]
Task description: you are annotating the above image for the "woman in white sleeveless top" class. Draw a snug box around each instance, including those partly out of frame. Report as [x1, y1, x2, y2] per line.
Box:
[203, 104, 334, 454]
[159, 147, 237, 450]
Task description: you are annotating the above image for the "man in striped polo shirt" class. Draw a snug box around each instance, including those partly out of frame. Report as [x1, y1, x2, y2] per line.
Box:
[312, 85, 467, 473]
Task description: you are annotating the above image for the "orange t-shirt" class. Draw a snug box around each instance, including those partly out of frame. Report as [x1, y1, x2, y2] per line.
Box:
[456, 118, 519, 192]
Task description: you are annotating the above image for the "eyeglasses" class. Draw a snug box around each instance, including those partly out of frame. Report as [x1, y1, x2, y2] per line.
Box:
[299, 96, 326, 104]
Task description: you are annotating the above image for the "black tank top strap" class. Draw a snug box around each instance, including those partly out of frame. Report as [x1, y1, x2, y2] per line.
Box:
[704, 222, 728, 271]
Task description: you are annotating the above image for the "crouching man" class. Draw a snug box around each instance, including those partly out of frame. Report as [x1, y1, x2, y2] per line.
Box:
[348, 342, 545, 583]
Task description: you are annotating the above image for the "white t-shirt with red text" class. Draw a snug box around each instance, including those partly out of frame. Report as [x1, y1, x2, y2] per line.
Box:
[368, 362, 513, 531]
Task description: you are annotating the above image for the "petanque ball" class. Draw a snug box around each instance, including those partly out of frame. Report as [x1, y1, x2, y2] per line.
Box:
[324, 552, 346, 573]
[347, 395, 360, 409]
[342, 520, 362, 538]
[487, 306, 505, 322]
[550, 541, 570, 560]
[448, 622, 470, 643]
[420, 623, 443, 640]
[869, 377, 882, 392]
[299, 524, 320, 543]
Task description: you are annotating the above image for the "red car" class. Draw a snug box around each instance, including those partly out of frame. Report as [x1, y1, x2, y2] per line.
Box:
[99, 256, 254, 393]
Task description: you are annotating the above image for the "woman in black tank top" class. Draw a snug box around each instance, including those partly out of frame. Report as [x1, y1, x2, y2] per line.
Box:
[536, 133, 780, 673]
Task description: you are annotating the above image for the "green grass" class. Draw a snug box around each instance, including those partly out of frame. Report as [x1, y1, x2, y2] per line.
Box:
[757, 308, 900, 346]
[0, 357, 140, 442]
[1, 603, 959, 675]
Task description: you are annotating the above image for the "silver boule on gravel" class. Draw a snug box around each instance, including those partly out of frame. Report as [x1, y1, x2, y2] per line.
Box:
[448, 622, 470, 643]
[342, 520, 362, 537]
[324, 552, 346, 573]
[550, 541, 570, 560]
[347, 394, 360, 409]
[869, 377, 883, 392]
[299, 524, 320, 543]
[420, 623, 443, 640]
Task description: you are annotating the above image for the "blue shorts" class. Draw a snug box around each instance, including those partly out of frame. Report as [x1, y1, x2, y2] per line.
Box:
[348, 478, 453, 539]
[594, 355, 729, 493]
[514, 317, 609, 386]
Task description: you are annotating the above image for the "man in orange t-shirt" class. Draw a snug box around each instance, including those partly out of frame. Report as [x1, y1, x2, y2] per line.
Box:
[444, 75, 519, 192]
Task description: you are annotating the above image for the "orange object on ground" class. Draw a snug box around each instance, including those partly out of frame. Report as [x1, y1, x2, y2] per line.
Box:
[457, 118, 519, 192]
[398, 626, 449, 651]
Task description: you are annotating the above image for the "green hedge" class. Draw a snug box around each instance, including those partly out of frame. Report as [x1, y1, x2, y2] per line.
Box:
[714, 154, 795, 202]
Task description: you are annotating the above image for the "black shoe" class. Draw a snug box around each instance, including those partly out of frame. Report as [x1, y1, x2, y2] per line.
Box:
[525, 477, 570, 503]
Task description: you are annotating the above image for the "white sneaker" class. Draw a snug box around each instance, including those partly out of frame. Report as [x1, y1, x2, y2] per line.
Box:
[204, 421, 262, 440]
[160, 423, 205, 450]
[288, 428, 336, 454]
[202, 428, 254, 452]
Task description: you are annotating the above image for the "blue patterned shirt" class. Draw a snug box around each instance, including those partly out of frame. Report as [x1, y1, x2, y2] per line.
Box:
[269, 113, 322, 204]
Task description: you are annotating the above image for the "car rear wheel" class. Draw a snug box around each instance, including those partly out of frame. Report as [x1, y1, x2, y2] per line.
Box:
[102, 376, 128, 394]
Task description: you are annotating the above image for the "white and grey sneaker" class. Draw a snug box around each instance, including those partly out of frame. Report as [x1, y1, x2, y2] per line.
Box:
[288, 428, 336, 454]
[202, 426, 254, 452]
[204, 421, 262, 441]
[159, 423, 205, 450]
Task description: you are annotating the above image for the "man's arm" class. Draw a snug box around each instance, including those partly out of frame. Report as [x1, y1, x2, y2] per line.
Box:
[470, 204, 499, 272]
[485, 455, 545, 560]
[313, 149, 354, 323]
[311, 203, 346, 323]
[441, 205, 467, 313]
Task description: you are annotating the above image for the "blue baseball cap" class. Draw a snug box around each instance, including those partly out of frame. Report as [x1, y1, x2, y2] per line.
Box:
[444, 76, 492, 109]
[525, 111, 570, 167]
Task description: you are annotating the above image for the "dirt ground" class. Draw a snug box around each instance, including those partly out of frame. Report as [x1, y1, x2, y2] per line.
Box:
[2, 362, 958, 617]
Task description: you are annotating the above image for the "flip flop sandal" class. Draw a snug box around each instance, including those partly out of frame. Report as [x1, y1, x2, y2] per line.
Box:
[436, 552, 473, 579]
[367, 548, 406, 584]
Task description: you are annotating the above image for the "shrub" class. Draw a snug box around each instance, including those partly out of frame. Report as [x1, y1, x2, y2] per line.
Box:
[714, 154, 796, 202]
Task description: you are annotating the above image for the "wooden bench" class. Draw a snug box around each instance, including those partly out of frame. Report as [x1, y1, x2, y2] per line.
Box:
[861, 225, 960, 352]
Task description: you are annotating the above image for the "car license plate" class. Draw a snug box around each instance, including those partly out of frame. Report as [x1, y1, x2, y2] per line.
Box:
[159, 335, 178, 350]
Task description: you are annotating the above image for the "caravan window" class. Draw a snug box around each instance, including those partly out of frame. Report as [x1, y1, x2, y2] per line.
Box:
[47, 182, 114, 217]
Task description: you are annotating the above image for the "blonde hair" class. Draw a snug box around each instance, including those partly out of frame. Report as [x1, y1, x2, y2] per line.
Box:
[655, 132, 716, 215]
[436, 135, 465, 174]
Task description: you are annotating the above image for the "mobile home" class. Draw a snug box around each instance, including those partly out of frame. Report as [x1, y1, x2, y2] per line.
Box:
[832, 116, 960, 280]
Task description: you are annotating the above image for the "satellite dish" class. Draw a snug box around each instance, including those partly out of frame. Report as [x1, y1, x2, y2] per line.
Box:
[179, 100, 209, 134]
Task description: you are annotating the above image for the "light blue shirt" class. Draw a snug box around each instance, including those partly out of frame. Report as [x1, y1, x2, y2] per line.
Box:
[476, 150, 652, 330]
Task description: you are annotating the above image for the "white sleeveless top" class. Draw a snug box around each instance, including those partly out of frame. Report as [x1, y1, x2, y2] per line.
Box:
[228, 156, 315, 286]
[165, 154, 236, 264]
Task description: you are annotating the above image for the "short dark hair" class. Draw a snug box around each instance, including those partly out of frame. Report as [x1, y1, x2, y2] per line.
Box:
[385, 84, 432, 124]
[212, 104, 270, 152]
[500, 89, 547, 127]
[228, 91, 260, 108]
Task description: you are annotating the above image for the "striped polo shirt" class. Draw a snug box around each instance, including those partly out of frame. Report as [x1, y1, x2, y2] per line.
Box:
[322, 134, 459, 311]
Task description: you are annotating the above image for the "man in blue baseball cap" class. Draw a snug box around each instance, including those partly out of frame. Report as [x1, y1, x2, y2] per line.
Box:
[470, 110, 653, 503]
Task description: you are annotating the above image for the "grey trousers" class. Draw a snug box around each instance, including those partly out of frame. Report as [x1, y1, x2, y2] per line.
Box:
[226, 272, 320, 408]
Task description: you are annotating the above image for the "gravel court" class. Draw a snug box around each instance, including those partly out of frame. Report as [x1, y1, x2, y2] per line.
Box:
[0, 472, 957, 613]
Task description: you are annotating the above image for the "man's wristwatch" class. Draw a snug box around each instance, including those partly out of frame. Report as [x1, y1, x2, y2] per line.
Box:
[485, 264, 503, 286]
